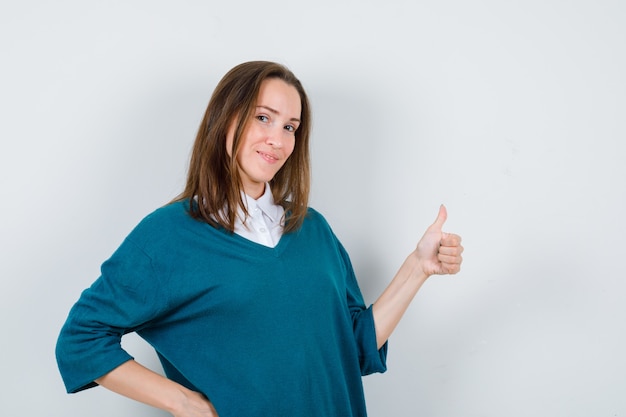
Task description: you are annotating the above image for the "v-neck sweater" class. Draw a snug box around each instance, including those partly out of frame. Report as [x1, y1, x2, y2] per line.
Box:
[56, 201, 387, 417]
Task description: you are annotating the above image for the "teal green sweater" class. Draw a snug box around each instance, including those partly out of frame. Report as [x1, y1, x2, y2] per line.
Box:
[56, 201, 387, 416]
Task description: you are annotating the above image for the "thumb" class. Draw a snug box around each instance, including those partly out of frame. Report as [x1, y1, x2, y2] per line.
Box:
[432, 204, 447, 230]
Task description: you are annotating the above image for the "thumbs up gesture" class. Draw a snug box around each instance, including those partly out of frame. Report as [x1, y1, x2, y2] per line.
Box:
[414, 205, 463, 277]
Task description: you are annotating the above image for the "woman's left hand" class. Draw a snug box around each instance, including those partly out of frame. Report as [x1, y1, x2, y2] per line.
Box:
[414, 205, 463, 277]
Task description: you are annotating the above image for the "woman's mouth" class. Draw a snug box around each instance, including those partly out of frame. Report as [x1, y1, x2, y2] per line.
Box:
[258, 151, 278, 163]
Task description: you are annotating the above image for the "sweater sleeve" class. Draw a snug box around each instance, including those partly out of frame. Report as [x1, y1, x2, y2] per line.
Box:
[55, 236, 167, 393]
[337, 240, 388, 376]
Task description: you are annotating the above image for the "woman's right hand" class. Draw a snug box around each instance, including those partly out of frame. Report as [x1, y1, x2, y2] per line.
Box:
[172, 389, 219, 417]
[95, 361, 219, 417]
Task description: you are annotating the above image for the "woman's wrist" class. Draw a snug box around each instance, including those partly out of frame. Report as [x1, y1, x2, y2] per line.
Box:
[166, 385, 197, 415]
[168, 387, 216, 417]
[406, 251, 430, 283]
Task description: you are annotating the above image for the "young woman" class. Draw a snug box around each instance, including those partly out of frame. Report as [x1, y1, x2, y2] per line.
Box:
[56, 61, 463, 417]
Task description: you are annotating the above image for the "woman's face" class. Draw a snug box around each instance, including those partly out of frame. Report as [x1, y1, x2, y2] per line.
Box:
[226, 78, 302, 199]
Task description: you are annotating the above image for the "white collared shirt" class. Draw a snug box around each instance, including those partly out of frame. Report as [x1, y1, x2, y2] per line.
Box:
[234, 184, 284, 248]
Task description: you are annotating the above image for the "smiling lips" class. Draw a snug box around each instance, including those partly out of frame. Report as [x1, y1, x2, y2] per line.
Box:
[257, 150, 279, 163]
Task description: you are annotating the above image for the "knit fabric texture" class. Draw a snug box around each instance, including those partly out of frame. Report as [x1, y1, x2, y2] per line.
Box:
[56, 201, 387, 416]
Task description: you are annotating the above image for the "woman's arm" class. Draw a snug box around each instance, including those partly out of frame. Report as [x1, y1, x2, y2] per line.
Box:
[95, 360, 218, 417]
[372, 205, 463, 349]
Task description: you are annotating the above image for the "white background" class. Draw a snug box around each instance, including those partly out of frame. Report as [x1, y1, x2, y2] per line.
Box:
[1, 1, 625, 416]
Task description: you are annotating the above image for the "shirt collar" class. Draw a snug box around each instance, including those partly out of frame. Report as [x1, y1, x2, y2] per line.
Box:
[242, 183, 281, 223]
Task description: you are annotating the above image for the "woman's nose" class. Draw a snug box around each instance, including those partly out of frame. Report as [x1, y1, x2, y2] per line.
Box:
[265, 126, 283, 148]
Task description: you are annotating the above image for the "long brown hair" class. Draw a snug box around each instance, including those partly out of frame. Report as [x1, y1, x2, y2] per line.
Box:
[173, 61, 312, 233]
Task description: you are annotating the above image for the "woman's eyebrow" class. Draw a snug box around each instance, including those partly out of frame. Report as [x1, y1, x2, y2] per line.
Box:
[256, 105, 301, 123]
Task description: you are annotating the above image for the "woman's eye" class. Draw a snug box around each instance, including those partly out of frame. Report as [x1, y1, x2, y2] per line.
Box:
[284, 125, 296, 133]
[256, 115, 269, 122]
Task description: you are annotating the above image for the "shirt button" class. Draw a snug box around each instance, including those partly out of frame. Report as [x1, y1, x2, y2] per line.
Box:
[259, 228, 267, 233]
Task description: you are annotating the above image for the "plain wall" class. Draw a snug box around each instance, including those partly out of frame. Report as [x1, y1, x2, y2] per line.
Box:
[1, 1, 625, 416]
